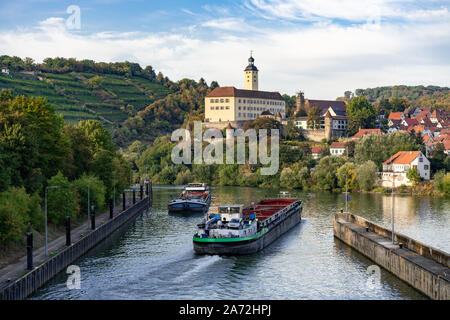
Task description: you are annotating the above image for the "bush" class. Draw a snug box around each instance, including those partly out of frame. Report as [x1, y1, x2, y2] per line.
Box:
[436, 173, 450, 194]
[0, 187, 41, 245]
[46, 172, 77, 224]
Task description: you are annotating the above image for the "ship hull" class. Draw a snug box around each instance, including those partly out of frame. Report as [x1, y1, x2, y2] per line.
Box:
[168, 197, 211, 213]
[193, 203, 301, 255]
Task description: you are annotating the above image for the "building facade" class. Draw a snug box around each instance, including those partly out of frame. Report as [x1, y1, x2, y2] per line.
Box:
[204, 55, 285, 127]
[381, 151, 430, 187]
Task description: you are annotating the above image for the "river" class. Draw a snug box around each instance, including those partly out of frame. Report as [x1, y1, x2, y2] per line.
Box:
[30, 186, 450, 300]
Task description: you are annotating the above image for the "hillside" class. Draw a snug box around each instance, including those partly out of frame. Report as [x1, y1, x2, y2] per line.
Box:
[342, 85, 450, 110]
[0, 70, 172, 126]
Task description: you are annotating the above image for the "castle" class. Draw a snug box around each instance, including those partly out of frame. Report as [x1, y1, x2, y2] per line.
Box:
[203, 54, 286, 129]
[294, 91, 348, 141]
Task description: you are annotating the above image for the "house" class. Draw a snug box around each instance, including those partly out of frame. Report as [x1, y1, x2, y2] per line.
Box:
[330, 142, 346, 156]
[381, 151, 430, 187]
[351, 128, 382, 139]
[401, 118, 418, 128]
[1, 67, 9, 75]
[388, 112, 404, 121]
[310, 146, 323, 159]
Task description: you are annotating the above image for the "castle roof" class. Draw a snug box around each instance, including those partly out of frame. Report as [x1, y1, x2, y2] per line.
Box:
[307, 100, 346, 116]
[206, 87, 283, 100]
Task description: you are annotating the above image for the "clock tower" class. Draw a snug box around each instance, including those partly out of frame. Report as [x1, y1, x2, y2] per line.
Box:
[244, 53, 258, 91]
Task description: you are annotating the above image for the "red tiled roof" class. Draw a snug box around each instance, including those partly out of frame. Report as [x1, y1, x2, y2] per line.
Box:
[388, 112, 403, 120]
[383, 151, 422, 165]
[310, 146, 323, 154]
[206, 86, 283, 100]
[330, 142, 346, 149]
[352, 128, 382, 138]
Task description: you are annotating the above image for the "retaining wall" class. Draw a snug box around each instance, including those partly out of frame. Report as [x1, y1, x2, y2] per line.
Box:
[0, 197, 150, 300]
[333, 212, 449, 300]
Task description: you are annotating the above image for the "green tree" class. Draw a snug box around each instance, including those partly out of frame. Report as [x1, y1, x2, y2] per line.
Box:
[406, 167, 421, 185]
[346, 95, 377, 136]
[0, 187, 41, 245]
[46, 172, 77, 224]
[355, 160, 378, 191]
[307, 106, 321, 130]
[72, 175, 106, 216]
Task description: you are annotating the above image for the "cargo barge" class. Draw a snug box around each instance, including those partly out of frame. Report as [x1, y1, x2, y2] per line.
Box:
[193, 198, 302, 255]
[168, 183, 211, 213]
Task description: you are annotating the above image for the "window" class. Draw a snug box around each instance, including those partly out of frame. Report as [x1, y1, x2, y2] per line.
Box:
[225, 99, 229, 103]
[215, 106, 219, 110]
[210, 107, 214, 110]
[419, 157, 423, 162]
[210, 99, 214, 103]
[220, 106, 224, 110]
[238, 106, 241, 110]
[226, 106, 230, 110]
[220, 99, 224, 103]
[424, 165, 429, 170]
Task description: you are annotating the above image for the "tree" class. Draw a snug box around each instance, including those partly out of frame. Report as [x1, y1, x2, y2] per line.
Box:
[390, 98, 410, 112]
[46, 172, 77, 224]
[337, 162, 357, 191]
[346, 95, 377, 136]
[355, 160, 378, 191]
[72, 174, 106, 216]
[307, 106, 321, 130]
[0, 187, 41, 245]
[406, 167, 421, 185]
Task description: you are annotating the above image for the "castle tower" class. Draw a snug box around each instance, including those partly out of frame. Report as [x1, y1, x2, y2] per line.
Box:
[324, 111, 332, 141]
[296, 91, 305, 113]
[244, 53, 258, 91]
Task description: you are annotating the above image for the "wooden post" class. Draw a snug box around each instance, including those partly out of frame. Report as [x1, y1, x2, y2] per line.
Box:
[140, 185, 143, 200]
[65, 216, 71, 246]
[26, 233, 33, 271]
[133, 189, 136, 205]
[123, 192, 126, 211]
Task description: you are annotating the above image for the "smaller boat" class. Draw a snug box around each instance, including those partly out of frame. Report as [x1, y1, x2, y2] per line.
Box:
[168, 183, 211, 213]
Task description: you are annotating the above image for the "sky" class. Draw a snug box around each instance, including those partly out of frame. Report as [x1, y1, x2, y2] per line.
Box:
[0, 0, 449, 99]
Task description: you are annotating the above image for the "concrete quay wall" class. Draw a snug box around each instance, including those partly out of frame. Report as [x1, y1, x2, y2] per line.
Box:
[333, 212, 449, 300]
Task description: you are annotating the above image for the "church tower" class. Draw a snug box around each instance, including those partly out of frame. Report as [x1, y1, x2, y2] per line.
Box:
[244, 53, 258, 91]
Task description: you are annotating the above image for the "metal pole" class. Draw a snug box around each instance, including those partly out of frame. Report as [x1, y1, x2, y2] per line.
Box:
[392, 175, 395, 244]
[113, 172, 116, 207]
[345, 172, 348, 213]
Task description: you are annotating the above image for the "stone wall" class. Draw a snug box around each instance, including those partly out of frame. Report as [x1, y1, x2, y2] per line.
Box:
[333, 212, 449, 300]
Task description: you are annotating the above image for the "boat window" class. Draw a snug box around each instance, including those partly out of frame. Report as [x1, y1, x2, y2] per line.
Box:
[218, 207, 229, 213]
[229, 207, 240, 213]
[230, 218, 240, 223]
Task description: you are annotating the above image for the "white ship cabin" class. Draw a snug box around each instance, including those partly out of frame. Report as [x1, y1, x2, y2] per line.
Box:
[200, 205, 258, 239]
[185, 183, 208, 192]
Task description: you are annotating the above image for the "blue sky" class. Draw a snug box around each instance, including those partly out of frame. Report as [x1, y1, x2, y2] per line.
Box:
[1, 0, 450, 98]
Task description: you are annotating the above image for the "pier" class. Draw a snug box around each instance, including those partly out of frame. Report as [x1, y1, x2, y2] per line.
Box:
[333, 211, 449, 300]
[0, 182, 152, 300]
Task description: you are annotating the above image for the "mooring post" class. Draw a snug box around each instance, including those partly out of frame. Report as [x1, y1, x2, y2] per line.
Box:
[145, 182, 149, 196]
[91, 206, 95, 230]
[26, 232, 33, 270]
[123, 192, 126, 211]
[140, 185, 143, 200]
[133, 189, 136, 204]
[150, 180, 153, 203]
[65, 216, 71, 246]
[109, 199, 114, 219]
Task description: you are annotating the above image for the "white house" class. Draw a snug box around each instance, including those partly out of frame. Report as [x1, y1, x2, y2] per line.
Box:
[330, 142, 346, 156]
[381, 151, 430, 187]
[1, 67, 10, 75]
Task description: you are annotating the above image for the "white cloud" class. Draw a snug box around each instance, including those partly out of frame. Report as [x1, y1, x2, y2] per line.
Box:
[0, 14, 449, 100]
